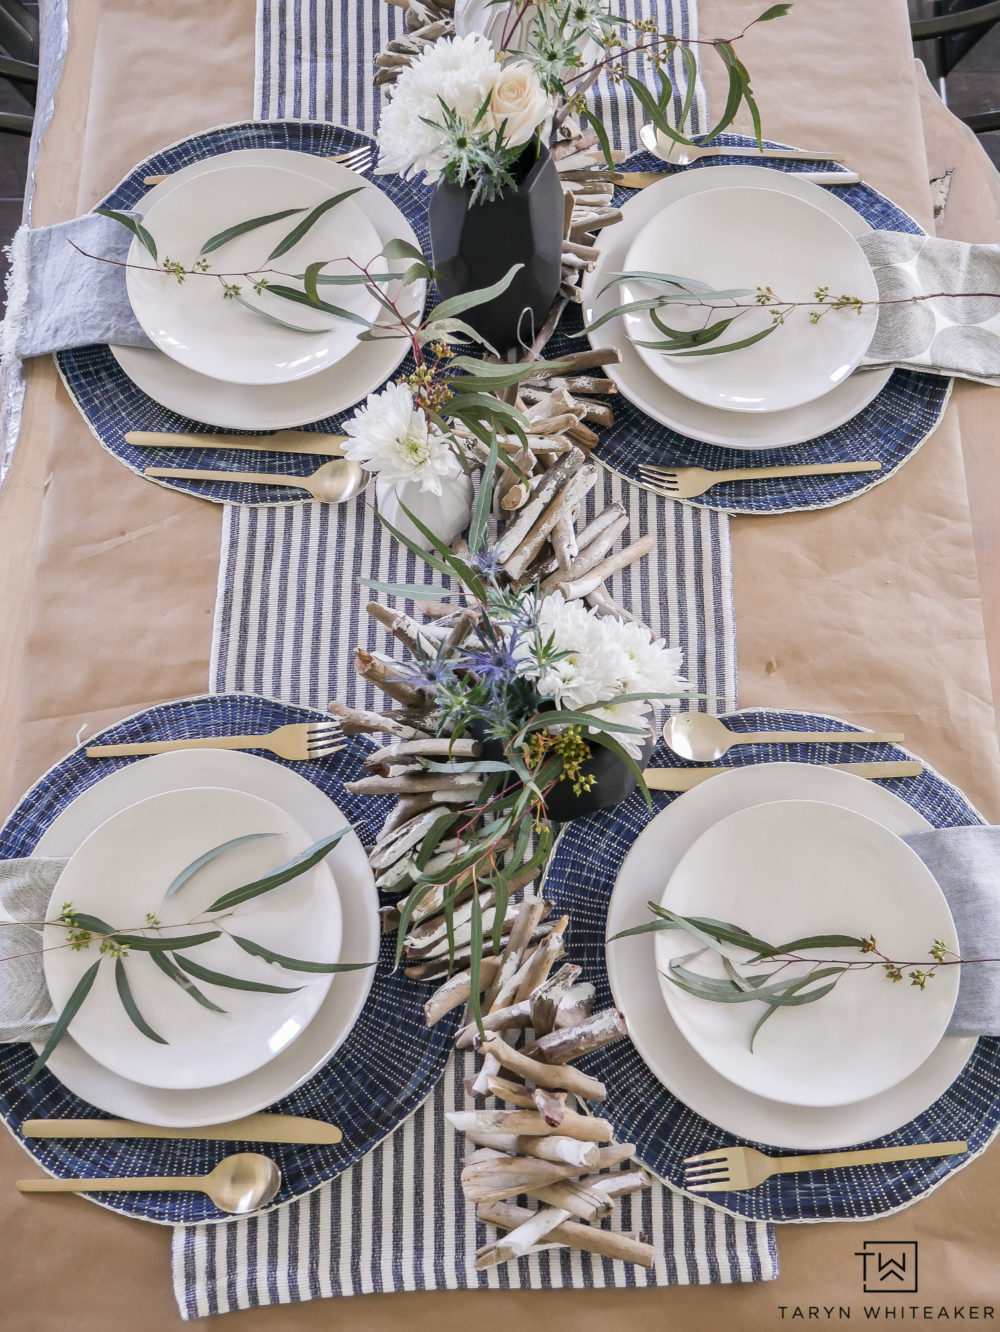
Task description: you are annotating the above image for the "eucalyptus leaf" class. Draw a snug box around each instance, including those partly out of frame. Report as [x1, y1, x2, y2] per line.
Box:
[206, 828, 348, 912]
[265, 283, 372, 326]
[469, 432, 499, 554]
[163, 832, 280, 903]
[232, 294, 330, 334]
[27, 959, 100, 1081]
[429, 265, 524, 323]
[95, 207, 158, 263]
[230, 934, 375, 973]
[171, 952, 303, 994]
[115, 956, 168, 1044]
[265, 187, 365, 262]
[469, 889, 485, 1036]
[67, 911, 117, 936]
[359, 579, 454, 600]
[669, 321, 778, 357]
[748, 932, 866, 961]
[150, 949, 227, 1013]
[199, 207, 306, 256]
[380, 237, 428, 265]
[750, 968, 837, 1051]
[112, 929, 221, 952]
[757, 4, 793, 22]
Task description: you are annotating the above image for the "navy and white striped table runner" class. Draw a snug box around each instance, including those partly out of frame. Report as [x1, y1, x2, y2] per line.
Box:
[170, 0, 770, 1315]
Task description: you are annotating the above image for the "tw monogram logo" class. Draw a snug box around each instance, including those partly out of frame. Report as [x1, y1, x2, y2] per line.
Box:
[855, 1240, 919, 1294]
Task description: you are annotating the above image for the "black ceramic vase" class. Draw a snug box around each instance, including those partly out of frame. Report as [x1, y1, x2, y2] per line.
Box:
[427, 142, 564, 352]
[543, 731, 656, 823]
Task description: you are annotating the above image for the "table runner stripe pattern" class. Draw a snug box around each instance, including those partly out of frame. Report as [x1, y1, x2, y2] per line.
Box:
[171, 0, 773, 1314]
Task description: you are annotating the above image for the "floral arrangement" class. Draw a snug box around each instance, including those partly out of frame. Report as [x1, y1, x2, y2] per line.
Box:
[376, 1, 794, 199]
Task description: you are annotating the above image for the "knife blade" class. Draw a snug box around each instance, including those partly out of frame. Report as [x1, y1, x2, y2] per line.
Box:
[611, 170, 862, 189]
[21, 1113, 342, 1144]
[124, 430, 348, 457]
[642, 760, 922, 791]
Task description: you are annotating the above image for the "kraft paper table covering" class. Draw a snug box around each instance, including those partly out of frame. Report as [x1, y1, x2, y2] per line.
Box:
[2, 0, 1000, 1329]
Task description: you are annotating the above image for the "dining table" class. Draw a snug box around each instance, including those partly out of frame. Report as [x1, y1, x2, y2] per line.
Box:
[3, 0, 1000, 1327]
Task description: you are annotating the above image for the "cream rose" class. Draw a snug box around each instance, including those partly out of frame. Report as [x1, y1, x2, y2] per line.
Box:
[486, 61, 549, 148]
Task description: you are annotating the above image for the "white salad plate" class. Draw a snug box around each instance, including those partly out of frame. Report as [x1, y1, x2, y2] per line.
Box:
[125, 162, 383, 385]
[34, 749, 378, 1126]
[581, 166, 893, 449]
[653, 798, 959, 1107]
[112, 148, 426, 430]
[605, 762, 976, 1150]
[620, 185, 879, 413]
[43, 786, 343, 1091]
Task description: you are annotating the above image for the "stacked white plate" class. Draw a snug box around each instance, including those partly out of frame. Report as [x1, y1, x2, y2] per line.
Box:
[34, 751, 379, 1127]
[113, 149, 427, 430]
[605, 763, 975, 1149]
[580, 166, 894, 449]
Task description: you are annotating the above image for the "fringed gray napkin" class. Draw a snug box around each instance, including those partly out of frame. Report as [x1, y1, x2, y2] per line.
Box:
[0, 857, 66, 1044]
[1, 213, 152, 362]
[858, 231, 1000, 384]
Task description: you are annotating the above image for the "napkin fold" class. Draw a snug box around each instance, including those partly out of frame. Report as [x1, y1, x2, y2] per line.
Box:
[858, 231, 1000, 384]
[4, 828, 1000, 1044]
[0, 856, 65, 1044]
[903, 826, 1000, 1036]
[1, 214, 153, 363]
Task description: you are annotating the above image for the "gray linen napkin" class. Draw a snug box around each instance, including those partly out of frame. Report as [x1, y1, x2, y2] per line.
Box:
[903, 826, 1000, 1036]
[0, 857, 66, 1044]
[1, 213, 152, 362]
[858, 231, 1000, 384]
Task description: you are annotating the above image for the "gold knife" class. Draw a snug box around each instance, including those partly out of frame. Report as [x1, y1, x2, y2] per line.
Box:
[642, 760, 922, 791]
[125, 430, 348, 457]
[611, 170, 862, 190]
[22, 1114, 342, 1144]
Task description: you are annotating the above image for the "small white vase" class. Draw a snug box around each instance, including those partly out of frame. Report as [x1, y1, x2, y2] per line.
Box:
[375, 473, 475, 551]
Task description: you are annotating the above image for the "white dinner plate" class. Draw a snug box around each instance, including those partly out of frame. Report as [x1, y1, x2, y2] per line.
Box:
[620, 186, 879, 413]
[605, 763, 976, 1149]
[581, 165, 893, 449]
[43, 787, 342, 1091]
[111, 148, 426, 430]
[653, 798, 958, 1107]
[126, 164, 383, 385]
[34, 749, 379, 1126]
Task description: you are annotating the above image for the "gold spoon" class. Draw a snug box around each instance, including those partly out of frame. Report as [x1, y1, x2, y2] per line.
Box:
[145, 458, 370, 503]
[638, 123, 845, 166]
[17, 1152, 281, 1215]
[661, 713, 903, 762]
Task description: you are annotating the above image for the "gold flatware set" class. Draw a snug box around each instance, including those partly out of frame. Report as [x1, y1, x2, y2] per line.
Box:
[85, 719, 345, 762]
[683, 1141, 968, 1194]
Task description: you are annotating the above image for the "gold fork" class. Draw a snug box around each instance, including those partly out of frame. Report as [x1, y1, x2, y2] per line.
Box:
[141, 146, 373, 188]
[637, 460, 881, 501]
[683, 1141, 968, 1193]
[86, 722, 345, 762]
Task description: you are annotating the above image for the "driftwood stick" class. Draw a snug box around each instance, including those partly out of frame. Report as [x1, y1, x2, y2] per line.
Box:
[328, 702, 429, 739]
[378, 794, 434, 840]
[449, 1107, 612, 1143]
[354, 649, 426, 707]
[504, 464, 600, 582]
[527, 1178, 613, 1222]
[553, 980, 597, 1030]
[457, 1130, 600, 1170]
[524, 1009, 628, 1064]
[403, 920, 553, 979]
[477, 1202, 655, 1268]
[532, 1087, 567, 1127]
[526, 347, 622, 374]
[584, 1169, 651, 1200]
[513, 918, 568, 1003]
[495, 449, 584, 566]
[461, 1155, 595, 1203]
[346, 771, 484, 796]
[560, 535, 656, 601]
[369, 808, 454, 871]
[529, 963, 584, 1037]
[483, 894, 549, 1011]
[405, 888, 498, 949]
[475, 1207, 567, 1267]
[454, 999, 532, 1049]
[365, 737, 481, 768]
[585, 583, 644, 625]
[423, 956, 503, 1026]
[475, 1032, 607, 1102]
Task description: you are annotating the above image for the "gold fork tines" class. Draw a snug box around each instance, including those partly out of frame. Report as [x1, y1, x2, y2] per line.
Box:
[85, 721, 345, 762]
[637, 460, 881, 502]
[141, 146, 373, 188]
[681, 1141, 968, 1193]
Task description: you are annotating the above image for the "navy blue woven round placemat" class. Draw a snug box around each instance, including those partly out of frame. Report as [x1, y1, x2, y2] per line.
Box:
[547, 133, 953, 515]
[55, 121, 431, 507]
[0, 693, 458, 1225]
[543, 706, 1000, 1223]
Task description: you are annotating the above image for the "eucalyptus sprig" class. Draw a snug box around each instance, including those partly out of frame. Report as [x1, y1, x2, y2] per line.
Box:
[24, 827, 373, 1082]
[610, 904, 968, 1050]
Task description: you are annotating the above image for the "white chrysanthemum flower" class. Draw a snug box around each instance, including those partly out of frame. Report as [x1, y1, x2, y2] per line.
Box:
[614, 618, 687, 696]
[376, 34, 500, 182]
[341, 382, 461, 495]
[514, 595, 687, 758]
